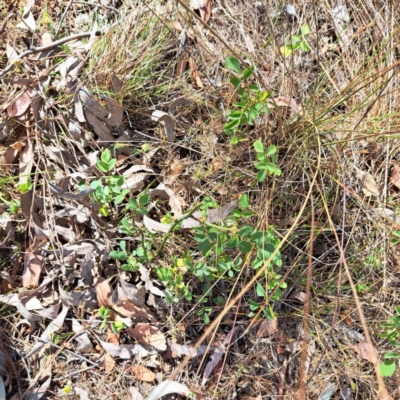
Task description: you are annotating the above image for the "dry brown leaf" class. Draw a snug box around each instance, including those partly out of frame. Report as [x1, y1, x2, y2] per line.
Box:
[19, 139, 34, 189]
[7, 88, 35, 117]
[202, 327, 238, 386]
[148, 380, 193, 400]
[373, 208, 399, 223]
[127, 324, 167, 351]
[172, 20, 183, 31]
[149, 183, 183, 218]
[42, 32, 52, 46]
[151, 111, 176, 142]
[95, 278, 156, 321]
[104, 353, 116, 373]
[175, 52, 189, 77]
[138, 264, 165, 297]
[390, 162, 400, 189]
[212, 158, 224, 172]
[17, 11, 36, 31]
[6, 44, 19, 64]
[332, 0, 352, 49]
[355, 168, 379, 197]
[168, 342, 214, 358]
[129, 387, 144, 400]
[268, 96, 299, 116]
[188, 57, 203, 88]
[100, 340, 151, 359]
[257, 318, 278, 338]
[106, 331, 120, 345]
[143, 215, 170, 233]
[112, 74, 122, 94]
[23, 238, 47, 288]
[72, 319, 93, 353]
[4, 140, 25, 172]
[27, 305, 69, 358]
[240, 396, 262, 400]
[169, 97, 193, 116]
[119, 280, 146, 306]
[199, 0, 211, 23]
[349, 342, 379, 364]
[243, 32, 255, 53]
[131, 365, 156, 382]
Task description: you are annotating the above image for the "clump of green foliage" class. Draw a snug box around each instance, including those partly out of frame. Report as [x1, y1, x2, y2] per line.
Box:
[380, 306, 400, 377]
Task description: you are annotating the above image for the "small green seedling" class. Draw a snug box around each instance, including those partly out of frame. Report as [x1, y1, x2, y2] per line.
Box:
[98, 306, 111, 330]
[253, 140, 281, 181]
[88, 149, 130, 215]
[109, 240, 141, 271]
[110, 321, 126, 334]
[280, 24, 311, 57]
[391, 230, 400, 246]
[380, 306, 400, 377]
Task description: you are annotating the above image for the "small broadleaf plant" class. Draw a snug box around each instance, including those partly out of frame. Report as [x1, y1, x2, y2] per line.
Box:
[280, 24, 311, 57]
[253, 140, 281, 181]
[224, 56, 270, 144]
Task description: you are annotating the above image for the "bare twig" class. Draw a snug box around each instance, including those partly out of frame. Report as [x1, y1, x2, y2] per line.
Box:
[52, 364, 98, 381]
[316, 184, 393, 400]
[0, 13, 14, 35]
[0, 31, 93, 78]
[54, 0, 74, 38]
[31, 336, 100, 367]
[297, 198, 314, 399]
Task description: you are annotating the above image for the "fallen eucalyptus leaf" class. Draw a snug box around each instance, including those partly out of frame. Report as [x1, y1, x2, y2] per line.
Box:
[27, 305, 69, 358]
[127, 324, 167, 352]
[151, 111, 175, 142]
[131, 364, 156, 382]
[99, 340, 151, 359]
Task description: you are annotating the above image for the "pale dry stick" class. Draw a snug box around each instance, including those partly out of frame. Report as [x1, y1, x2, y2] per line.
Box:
[169, 136, 322, 382]
[316, 183, 393, 400]
[0, 13, 14, 35]
[31, 336, 100, 367]
[0, 31, 93, 78]
[175, 0, 244, 65]
[0, 22, 119, 78]
[297, 198, 314, 400]
[52, 364, 97, 381]
[54, 0, 74, 38]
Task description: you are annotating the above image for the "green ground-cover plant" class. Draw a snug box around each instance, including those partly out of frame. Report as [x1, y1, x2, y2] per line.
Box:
[280, 24, 311, 57]
[88, 149, 130, 216]
[158, 194, 286, 322]
[380, 306, 400, 377]
[98, 305, 126, 334]
[224, 57, 281, 180]
[224, 56, 270, 143]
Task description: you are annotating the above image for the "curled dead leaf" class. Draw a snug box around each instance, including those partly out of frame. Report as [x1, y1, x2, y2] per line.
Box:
[151, 111, 176, 142]
[355, 168, 379, 197]
[127, 324, 167, 351]
[390, 162, 400, 190]
[104, 353, 116, 373]
[349, 342, 379, 364]
[99, 340, 152, 359]
[257, 318, 278, 338]
[131, 364, 156, 382]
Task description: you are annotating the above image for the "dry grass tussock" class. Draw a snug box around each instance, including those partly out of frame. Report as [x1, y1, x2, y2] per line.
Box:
[1, 0, 400, 399]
